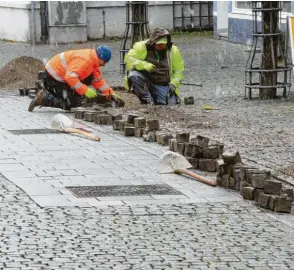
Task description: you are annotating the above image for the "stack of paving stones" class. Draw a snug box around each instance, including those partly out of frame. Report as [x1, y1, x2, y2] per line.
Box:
[120, 114, 137, 136]
[74, 105, 293, 213]
[216, 150, 294, 213]
[134, 117, 146, 137]
[142, 119, 160, 142]
[168, 133, 224, 172]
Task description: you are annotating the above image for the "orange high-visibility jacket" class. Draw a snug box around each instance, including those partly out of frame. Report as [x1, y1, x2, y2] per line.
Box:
[45, 49, 111, 96]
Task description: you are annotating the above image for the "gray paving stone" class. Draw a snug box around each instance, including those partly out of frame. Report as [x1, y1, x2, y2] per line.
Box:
[150, 194, 188, 200]
[1, 171, 37, 179]
[30, 195, 86, 207]
[177, 198, 210, 204]
[123, 199, 183, 205]
[22, 187, 62, 196]
[96, 195, 154, 201]
[205, 195, 243, 203]
[82, 198, 126, 207]
[0, 158, 17, 164]
[0, 163, 29, 172]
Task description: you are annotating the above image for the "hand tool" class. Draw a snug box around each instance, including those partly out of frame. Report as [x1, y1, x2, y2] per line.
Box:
[158, 151, 217, 186]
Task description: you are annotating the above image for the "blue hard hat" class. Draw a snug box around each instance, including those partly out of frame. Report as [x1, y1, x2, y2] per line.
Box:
[96, 45, 111, 62]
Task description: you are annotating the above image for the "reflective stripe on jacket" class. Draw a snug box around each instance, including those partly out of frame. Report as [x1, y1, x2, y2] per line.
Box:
[124, 40, 184, 97]
[45, 49, 109, 95]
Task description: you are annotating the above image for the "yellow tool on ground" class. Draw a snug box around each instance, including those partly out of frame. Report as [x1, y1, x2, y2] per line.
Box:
[202, 105, 219, 110]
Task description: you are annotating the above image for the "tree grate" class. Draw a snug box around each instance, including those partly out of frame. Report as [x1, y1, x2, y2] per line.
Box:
[8, 129, 61, 135]
[67, 184, 183, 198]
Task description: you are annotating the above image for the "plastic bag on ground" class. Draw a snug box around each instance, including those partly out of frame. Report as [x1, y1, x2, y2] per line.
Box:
[51, 113, 73, 129]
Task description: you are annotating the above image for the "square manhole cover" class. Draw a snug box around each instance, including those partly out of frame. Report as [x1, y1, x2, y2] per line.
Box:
[67, 184, 183, 198]
[8, 129, 61, 135]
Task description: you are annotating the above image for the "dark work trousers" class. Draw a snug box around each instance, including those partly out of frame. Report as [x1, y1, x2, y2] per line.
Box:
[127, 70, 178, 105]
[43, 71, 93, 110]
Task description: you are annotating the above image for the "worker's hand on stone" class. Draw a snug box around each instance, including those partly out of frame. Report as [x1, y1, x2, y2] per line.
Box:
[85, 87, 98, 99]
[102, 87, 115, 101]
[135, 61, 155, 72]
[168, 84, 176, 96]
[111, 93, 125, 108]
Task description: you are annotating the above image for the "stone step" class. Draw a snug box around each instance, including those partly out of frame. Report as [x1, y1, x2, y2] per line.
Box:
[218, 32, 228, 40]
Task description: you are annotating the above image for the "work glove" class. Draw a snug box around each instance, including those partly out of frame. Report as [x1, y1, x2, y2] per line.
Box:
[135, 61, 155, 72]
[85, 87, 97, 99]
[168, 84, 176, 96]
[101, 87, 115, 101]
[111, 93, 125, 108]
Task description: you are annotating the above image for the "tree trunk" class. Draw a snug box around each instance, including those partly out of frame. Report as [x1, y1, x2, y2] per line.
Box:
[132, 3, 145, 43]
[260, 1, 279, 99]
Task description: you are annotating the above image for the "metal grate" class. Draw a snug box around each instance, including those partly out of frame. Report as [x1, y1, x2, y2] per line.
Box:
[67, 184, 183, 198]
[8, 129, 61, 135]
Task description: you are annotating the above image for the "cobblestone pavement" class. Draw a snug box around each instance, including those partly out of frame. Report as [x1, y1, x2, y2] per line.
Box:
[1, 169, 294, 269]
[1, 36, 294, 268]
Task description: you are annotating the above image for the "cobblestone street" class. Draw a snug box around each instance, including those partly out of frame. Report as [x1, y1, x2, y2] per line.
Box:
[1, 35, 294, 269]
[1, 171, 294, 269]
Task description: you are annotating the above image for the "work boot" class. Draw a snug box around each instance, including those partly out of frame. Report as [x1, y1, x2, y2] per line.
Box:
[28, 90, 46, 112]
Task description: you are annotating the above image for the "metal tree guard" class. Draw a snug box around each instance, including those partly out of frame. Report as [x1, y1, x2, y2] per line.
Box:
[120, 1, 151, 74]
[245, 1, 292, 99]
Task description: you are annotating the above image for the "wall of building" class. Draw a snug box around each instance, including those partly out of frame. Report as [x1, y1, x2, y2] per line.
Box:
[0, 1, 42, 43]
[48, 1, 87, 44]
[86, 1, 125, 39]
[0, 1, 175, 44]
[0, 1, 208, 44]
[214, 1, 291, 45]
[0, 1, 31, 42]
[86, 1, 173, 40]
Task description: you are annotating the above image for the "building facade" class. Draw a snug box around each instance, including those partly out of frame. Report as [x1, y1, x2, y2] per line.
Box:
[0, 1, 214, 44]
[214, 1, 294, 45]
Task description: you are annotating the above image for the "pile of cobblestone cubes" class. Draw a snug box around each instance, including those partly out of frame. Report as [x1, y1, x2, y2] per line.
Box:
[74, 107, 293, 213]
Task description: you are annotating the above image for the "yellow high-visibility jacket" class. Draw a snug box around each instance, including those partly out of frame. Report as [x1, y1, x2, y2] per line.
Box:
[124, 40, 184, 98]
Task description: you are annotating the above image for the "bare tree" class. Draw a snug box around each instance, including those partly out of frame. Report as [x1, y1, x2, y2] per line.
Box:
[260, 1, 279, 99]
[132, 2, 146, 43]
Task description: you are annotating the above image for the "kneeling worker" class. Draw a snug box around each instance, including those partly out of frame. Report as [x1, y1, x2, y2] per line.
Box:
[124, 28, 184, 105]
[28, 45, 124, 112]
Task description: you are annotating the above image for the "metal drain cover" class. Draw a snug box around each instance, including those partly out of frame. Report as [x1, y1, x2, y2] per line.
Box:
[8, 129, 61, 135]
[67, 184, 183, 198]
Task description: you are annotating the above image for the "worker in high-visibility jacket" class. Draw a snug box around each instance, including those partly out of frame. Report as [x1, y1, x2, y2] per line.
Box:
[124, 28, 184, 105]
[28, 46, 124, 112]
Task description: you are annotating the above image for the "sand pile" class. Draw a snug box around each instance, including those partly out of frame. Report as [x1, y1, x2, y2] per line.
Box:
[0, 56, 44, 90]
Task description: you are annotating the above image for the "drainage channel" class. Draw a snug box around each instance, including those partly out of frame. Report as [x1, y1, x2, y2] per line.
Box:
[67, 184, 183, 198]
